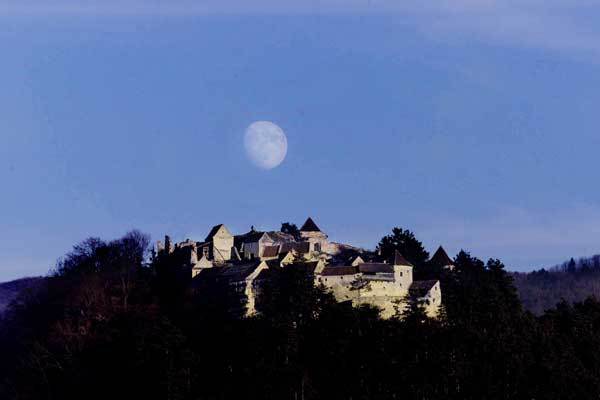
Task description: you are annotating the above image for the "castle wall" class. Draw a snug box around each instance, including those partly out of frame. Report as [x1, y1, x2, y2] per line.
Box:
[300, 231, 328, 253]
[393, 265, 413, 289]
[419, 281, 442, 318]
[316, 274, 361, 302]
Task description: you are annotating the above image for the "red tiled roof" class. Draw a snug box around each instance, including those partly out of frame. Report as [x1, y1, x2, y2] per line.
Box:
[320, 266, 358, 276]
[280, 241, 310, 254]
[262, 245, 280, 258]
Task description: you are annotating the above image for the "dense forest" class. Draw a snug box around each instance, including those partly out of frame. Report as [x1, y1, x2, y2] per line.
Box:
[513, 255, 600, 315]
[3, 229, 600, 399]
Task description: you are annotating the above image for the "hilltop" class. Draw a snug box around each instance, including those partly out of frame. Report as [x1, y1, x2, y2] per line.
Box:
[513, 254, 600, 315]
[3, 226, 600, 398]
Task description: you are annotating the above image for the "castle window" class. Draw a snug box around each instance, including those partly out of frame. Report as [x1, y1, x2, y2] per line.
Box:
[203, 247, 209, 257]
[314, 243, 321, 252]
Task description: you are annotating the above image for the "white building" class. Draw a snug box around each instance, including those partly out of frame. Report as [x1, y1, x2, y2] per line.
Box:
[165, 218, 443, 319]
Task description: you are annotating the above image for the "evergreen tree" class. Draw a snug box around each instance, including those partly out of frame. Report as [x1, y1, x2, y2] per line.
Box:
[376, 227, 429, 267]
[280, 222, 301, 240]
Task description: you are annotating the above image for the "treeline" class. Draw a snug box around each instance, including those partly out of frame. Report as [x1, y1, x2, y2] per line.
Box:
[514, 254, 600, 315]
[3, 230, 600, 399]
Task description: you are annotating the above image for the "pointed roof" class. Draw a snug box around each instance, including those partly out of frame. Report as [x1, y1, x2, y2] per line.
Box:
[234, 230, 267, 246]
[390, 250, 413, 267]
[300, 217, 321, 232]
[430, 246, 453, 267]
[205, 224, 230, 242]
[409, 280, 439, 297]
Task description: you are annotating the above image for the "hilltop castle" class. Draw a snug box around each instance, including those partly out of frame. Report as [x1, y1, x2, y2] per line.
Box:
[157, 218, 449, 319]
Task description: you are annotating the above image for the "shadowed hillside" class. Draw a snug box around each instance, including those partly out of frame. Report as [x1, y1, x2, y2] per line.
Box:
[4, 229, 600, 399]
[513, 255, 600, 315]
[0, 277, 44, 315]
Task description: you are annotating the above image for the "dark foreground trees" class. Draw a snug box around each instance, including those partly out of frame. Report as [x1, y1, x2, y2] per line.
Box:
[3, 231, 600, 399]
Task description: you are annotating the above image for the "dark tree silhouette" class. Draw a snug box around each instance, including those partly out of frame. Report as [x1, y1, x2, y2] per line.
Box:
[3, 230, 600, 399]
[280, 222, 301, 240]
[377, 227, 429, 267]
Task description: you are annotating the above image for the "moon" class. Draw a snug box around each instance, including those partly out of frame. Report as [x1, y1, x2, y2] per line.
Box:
[244, 121, 288, 170]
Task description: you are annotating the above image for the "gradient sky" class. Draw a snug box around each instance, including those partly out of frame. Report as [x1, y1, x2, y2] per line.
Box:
[2, 1, 600, 280]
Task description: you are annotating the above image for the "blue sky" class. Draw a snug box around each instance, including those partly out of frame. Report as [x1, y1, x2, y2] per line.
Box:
[2, 1, 600, 279]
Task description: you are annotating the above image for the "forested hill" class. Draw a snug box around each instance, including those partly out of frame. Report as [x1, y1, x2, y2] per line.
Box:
[0, 277, 43, 315]
[513, 254, 600, 315]
[5, 229, 600, 399]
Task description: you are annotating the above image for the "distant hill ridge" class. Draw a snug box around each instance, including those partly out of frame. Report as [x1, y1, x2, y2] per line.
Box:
[513, 254, 600, 315]
[0, 277, 44, 315]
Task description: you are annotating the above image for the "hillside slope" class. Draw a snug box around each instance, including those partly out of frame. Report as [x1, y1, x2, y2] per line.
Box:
[513, 255, 600, 315]
[0, 277, 44, 315]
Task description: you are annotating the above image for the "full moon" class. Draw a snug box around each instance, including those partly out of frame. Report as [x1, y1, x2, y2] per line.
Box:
[244, 121, 288, 170]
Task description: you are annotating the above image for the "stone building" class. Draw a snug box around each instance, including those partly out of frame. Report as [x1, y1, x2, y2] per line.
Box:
[233, 229, 299, 260]
[409, 280, 442, 318]
[202, 224, 235, 263]
[162, 217, 443, 319]
[316, 251, 422, 318]
[299, 217, 329, 253]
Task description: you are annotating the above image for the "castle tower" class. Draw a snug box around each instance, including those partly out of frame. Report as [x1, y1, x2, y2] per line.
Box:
[205, 224, 234, 263]
[300, 217, 328, 253]
[390, 250, 413, 288]
[430, 246, 454, 270]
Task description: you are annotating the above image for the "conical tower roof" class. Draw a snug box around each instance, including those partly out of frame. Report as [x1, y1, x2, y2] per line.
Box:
[300, 217, 321, 232]
[430, 246, 453, 266]
[390, 250, 413, 267]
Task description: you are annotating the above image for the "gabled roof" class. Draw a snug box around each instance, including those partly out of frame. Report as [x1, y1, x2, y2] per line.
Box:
[255, 260, 281, 280]
[409, 280, 438, 297]
[205, 224, 230, 242]
[278, 251, 295, 262]
[320, 266, 358, 276]
[389, 250, 413, 267]
[263, 259, 281, 269]
[267, 231, 296, 243]
[219, 261, 263, 281]
[430, 246, 453, 267]
[289, 261, 321, 275]
[351, 256, 365, 267]
[359, 263, 394, 274]
[234, 231, 267, 247]
[262, 245, 280, 258]
[300, 217, 321, 232]
[280, 241, 310, 254]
